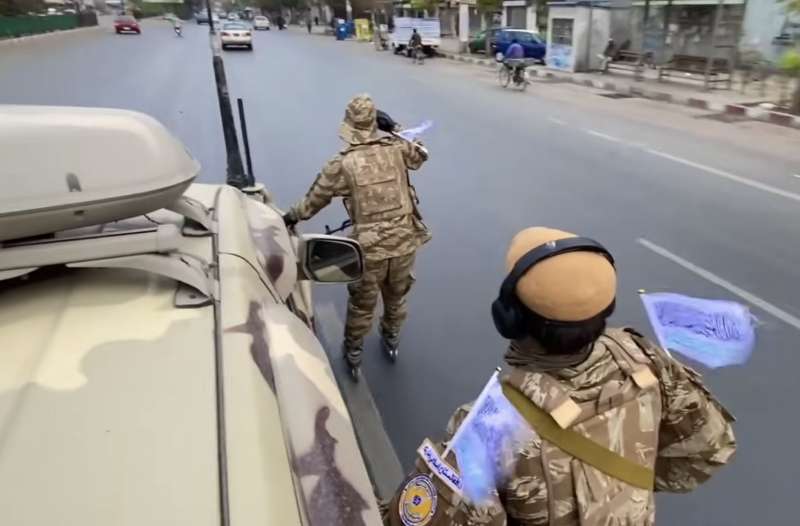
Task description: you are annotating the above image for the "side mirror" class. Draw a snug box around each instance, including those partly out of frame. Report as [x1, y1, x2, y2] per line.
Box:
[300, 235, 364, 283]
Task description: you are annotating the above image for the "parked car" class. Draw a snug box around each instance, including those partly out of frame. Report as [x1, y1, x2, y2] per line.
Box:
[0, 104, 382, 526]
[493, 29, 547, 61]
[114, 15, 141, 34]
[227, 12, 240, 21]
[253, 15, 270, 30]
[196, 11, 220, 25]
[468, 26, 507, 54]
[220, 22, 252, 50]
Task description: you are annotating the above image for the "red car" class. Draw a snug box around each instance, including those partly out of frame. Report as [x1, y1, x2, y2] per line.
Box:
[114, 16, 141, 34]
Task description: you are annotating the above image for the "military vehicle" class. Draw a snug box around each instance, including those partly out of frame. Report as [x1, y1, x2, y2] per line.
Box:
[0, 105, 389, 525]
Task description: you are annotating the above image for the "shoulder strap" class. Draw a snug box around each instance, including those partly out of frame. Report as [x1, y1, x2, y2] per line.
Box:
[501, 382, 654, 490]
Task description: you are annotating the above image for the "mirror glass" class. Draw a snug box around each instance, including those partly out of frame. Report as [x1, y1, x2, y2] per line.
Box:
[305, 238, 363, 283]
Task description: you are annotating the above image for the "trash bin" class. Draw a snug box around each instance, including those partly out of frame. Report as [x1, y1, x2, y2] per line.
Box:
[336, 22, 348, 40]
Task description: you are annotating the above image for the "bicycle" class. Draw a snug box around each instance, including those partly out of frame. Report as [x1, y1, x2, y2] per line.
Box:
[498, 59, 529, 91]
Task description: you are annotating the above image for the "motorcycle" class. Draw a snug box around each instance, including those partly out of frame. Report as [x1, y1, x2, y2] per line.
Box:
[174, 26, 182, 37]
[374, 31, 389, 51]
[409, 44, 424, 65]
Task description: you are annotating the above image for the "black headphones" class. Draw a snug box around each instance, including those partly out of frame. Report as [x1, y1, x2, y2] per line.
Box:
[491, 237, 616, 340]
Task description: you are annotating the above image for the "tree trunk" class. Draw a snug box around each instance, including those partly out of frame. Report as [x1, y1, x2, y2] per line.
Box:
[792, 78, 800, 115]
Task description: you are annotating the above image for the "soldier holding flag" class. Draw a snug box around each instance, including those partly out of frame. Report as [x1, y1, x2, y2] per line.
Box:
[385, 226, 736, 526]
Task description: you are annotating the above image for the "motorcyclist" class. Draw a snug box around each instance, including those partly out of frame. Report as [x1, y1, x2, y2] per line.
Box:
[503, 38, 526, 83]
[172, 17, 182, 36]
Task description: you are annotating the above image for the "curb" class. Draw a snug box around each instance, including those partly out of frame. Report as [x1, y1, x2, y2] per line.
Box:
[0, 24, 104, 46]
[438, 51, 800, 130]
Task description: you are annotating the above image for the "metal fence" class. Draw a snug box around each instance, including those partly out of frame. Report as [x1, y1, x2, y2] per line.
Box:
[0, 14, 94, 39]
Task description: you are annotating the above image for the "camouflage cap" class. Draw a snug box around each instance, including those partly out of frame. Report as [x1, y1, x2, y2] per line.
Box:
[338, 94, 379, 145]
[506, 227, 617, 322]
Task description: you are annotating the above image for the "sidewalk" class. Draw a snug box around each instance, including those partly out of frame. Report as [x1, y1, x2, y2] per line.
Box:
[437, 38, 800, 130]
[0, 15, 109, 46]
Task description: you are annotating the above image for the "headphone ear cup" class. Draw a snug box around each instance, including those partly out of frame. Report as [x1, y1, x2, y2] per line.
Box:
[492, 296, 527, 340]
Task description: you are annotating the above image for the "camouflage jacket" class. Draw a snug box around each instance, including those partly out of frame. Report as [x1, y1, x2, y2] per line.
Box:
[289, 136, 431, 261]
[385, 328, 736, 526]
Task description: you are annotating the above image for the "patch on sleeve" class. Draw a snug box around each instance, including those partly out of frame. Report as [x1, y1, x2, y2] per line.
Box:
[398, 474, 438, 526]
[417, 439, 463, 495]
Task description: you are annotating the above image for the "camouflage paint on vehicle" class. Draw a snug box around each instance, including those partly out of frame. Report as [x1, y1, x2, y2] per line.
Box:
[217, 185, 382, 525]
[0, 179, 380, 525]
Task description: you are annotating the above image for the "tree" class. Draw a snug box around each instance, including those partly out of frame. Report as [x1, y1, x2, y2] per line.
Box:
[476, 0, 500, 12]
[409, 0, 436, 14]
[1, 0, 45, 16]
[780, 0, 800, 113]
[780, 49, 800, 113]
[783, 0, 800, 12]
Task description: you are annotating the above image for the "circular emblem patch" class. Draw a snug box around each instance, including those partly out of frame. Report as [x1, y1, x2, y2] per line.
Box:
[398, 474, 437, 526]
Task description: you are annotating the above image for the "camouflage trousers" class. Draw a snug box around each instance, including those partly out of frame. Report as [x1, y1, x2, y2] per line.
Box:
[344, 252, 416, 363]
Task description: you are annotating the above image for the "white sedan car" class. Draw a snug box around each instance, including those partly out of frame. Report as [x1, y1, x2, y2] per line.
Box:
[253, 15, 270, 30]
[220, 22, 253, 50]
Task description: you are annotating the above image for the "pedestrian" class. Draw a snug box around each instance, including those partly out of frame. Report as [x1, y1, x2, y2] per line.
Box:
[314, 15, 319, 26]
[384, 227, 736, 526]
[283, 95, 431, 381]
[307, 18, 312, 33]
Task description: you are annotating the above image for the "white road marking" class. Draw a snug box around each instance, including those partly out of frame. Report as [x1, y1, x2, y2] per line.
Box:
[637, 238, 800, 331]
[793, 174, 800, 179]
[586, 129, 623, 143]
[645, 148, 800, 203]
[548, 117, 566, 126]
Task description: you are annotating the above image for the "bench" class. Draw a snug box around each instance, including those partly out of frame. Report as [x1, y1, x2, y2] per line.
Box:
[658, 54, 732, 89]
[604, 51, 652, 80]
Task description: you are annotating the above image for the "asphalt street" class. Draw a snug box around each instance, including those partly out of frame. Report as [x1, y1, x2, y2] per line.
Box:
[2, 18, 800, 525]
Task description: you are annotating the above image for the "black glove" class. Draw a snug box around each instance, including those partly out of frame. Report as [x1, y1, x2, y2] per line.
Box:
[376, 109, 400, 133]
[283, 211, 299, 227]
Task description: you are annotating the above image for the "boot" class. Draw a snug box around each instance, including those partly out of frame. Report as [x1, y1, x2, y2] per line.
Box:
[380, 329, 399, 362]
[342, 342, 362, 382]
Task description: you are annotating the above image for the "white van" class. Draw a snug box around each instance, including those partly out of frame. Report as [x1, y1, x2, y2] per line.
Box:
[390, 17, 441, 55]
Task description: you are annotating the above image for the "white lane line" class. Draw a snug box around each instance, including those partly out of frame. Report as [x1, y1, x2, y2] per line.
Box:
[548, 117, 566, 126]
[645, 148, 800, 204]
[637, 238, 800, 331]
[586, 129, 623, 143]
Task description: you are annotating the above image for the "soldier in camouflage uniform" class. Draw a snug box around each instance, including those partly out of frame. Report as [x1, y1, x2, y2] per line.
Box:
[385, 227, 736, 526]
[284, 95, 430, 381]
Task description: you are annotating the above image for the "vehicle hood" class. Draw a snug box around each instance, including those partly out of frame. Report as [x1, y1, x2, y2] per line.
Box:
[0, 189, 219, 526]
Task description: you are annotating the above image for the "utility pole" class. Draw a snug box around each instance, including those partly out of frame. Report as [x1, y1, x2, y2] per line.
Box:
[661, 0, 673, 64]
[704, 0, 724, 91]
[586, 0, 594, 71]
[204, 0, 251, 188]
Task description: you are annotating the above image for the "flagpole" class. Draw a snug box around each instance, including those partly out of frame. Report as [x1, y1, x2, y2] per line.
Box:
[443, 368, 502, 458]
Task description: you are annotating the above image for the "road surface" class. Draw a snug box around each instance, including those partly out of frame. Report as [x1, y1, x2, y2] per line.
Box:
[2, 19, 800, 525]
